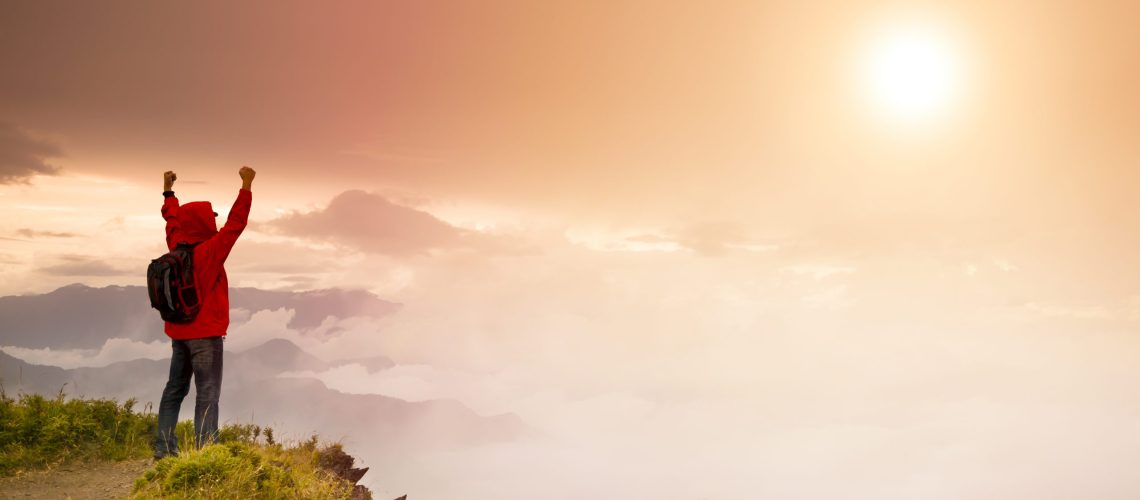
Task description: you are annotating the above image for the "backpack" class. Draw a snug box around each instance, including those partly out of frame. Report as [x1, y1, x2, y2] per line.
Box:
[147, 242, 201, 323]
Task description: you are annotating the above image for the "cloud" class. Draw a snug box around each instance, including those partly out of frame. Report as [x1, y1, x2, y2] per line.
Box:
[624, 234, 672, 244]
[224, 308, 396, 363]
[783, 264, 857, 280]
[992, 258, 1018, 272]
[0, 283, 402, 350]
[281, 319, 1140, 500]
[37, 255, 130, 277]
[269, 190, 466, 255]
[666, 222, 777, 256]
[675, 222, 752, 256]
[268, 190, 533, 257]
[1022, 301, 1113, 320]
[0, 122, 62, 183]
[597, 224, 777, 255]
[231, 287, 401, 331]
[15, 228, 77, 238]
[800, 284, 853, 310]
[0, 337, 168, 369]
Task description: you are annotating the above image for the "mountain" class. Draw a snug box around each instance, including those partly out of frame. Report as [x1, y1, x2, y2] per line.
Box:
[227, 377, 531, 449]
[232, 337, 331, 370]
[0, 339, 531, 451]
[0, 284, 157, 350]
[230, 288, 401, 331]
[335, 355, 396, 373]
[0, 284, 402, 349]
[0, 351, 70, 395]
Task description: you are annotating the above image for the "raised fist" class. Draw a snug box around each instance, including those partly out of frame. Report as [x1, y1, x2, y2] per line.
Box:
[239, 166, 256, 182]
[164, 171, 177, 190]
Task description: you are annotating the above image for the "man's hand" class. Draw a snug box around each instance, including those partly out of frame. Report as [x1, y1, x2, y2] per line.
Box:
[239, 166, 256, 190]
[164, 171, 177, 191]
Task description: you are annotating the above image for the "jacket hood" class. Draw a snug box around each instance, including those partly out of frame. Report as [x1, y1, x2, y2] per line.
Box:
[177, 201, 218, 244]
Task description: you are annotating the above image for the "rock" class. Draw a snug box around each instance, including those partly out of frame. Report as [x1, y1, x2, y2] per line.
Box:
[317, 444, 374, 500]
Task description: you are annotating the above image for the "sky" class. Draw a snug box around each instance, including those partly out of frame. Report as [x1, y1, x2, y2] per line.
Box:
[3, 1, 1140, 498]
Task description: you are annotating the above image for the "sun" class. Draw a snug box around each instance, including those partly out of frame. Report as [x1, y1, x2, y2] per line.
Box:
[859, 23, 964, 123]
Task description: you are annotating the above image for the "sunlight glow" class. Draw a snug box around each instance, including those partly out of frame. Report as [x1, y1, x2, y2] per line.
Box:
[860, 24, 963, 122]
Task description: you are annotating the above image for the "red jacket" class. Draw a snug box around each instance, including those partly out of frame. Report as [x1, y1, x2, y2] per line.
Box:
[161, 189, 252, 339]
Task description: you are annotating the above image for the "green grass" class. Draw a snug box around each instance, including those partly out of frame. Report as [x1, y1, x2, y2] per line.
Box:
[130, 432, 361, 499]
[0, 390, 156, 475]
[0, 392, 369, 499]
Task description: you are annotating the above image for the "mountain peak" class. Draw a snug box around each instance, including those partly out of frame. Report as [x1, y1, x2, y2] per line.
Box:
[234, 338, 328, 372]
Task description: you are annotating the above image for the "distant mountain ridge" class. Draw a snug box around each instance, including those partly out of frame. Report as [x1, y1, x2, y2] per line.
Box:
[0, 284, 401, 349]
[0, 338, 530, 451]
[0, 285, 529, 481]
[232, 338, 396, 375]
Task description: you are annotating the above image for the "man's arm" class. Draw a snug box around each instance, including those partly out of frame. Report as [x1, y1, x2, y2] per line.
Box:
[161, 171, 181, 250]
[240, 166, 254, 192]
[197, 167, 255, 283]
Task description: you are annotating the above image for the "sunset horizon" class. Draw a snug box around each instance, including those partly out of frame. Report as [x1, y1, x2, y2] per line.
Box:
[3, 1, 1140, 498]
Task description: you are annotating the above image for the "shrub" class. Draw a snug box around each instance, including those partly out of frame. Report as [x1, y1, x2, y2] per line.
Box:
[0, 392, 371, 499]
[131, 436, 362, 499]
[0, 391, 156, 475]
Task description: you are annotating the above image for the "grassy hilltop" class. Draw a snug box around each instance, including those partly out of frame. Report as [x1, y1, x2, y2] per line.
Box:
[0, 391, 376, 499]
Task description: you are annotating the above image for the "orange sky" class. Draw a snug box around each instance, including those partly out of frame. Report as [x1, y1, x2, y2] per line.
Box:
[3, 0, 1138, 304]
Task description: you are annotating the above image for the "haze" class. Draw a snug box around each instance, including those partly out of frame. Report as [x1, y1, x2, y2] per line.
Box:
[3, 1, 1140, 498]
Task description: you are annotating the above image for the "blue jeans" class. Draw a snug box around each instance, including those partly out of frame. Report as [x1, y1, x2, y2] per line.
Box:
[154, 336, 223, 457]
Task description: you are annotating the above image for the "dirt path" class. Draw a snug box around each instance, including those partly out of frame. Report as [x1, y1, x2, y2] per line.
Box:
[0, 459, 150, 499]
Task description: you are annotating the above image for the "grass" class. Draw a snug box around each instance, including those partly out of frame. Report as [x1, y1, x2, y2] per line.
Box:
[132, 424, 364, 499]
[0, 389, 156, 475]
[0, 391, 369, 499]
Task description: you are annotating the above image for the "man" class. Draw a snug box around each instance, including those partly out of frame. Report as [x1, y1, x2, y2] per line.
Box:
[153, 166, 255, 459]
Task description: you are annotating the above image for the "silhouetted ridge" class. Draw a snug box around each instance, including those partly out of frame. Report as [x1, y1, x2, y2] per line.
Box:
[0, 284, 402, 350]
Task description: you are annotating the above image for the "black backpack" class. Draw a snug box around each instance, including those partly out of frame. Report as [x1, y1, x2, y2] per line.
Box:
[147, 242, 201, 323]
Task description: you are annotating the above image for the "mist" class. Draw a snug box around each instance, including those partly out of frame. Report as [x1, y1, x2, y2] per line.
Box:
[249, 242, 1140, 499]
